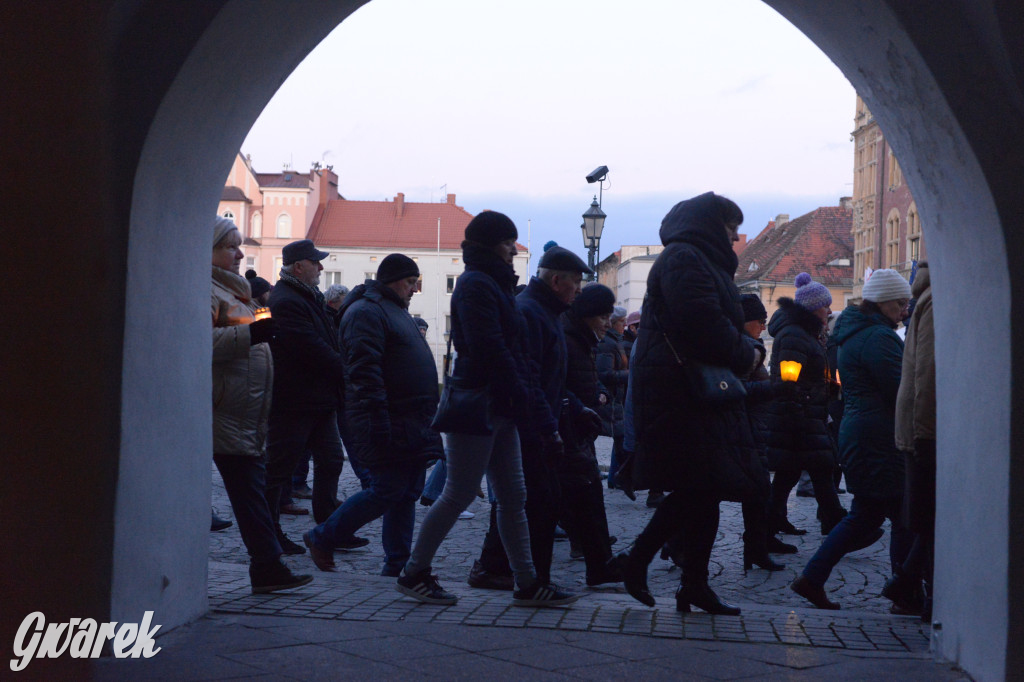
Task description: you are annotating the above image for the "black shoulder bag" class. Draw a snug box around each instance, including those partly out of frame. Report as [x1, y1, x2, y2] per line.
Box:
[430, 335, 494, 435]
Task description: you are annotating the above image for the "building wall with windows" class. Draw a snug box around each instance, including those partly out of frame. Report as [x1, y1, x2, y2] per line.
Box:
[851, 95, 927, 300]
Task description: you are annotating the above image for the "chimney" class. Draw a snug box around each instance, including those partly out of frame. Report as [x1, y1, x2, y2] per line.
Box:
[446, 193, 456, 205]
[774, 213, 790, 228]
[839, 196, 853, 210]
[395, 192, 405, 218]
[318, 167, 339, 207]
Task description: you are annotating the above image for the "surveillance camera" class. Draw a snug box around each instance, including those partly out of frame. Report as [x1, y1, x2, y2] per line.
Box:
[586, 165, 609, 184]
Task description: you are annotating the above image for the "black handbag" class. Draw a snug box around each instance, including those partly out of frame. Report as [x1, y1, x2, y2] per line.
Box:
[430, 336, 493, 435]
[662, 332, 747, 403]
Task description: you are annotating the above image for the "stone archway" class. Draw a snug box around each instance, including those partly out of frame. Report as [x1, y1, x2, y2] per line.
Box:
[4, 2, 1021, 680]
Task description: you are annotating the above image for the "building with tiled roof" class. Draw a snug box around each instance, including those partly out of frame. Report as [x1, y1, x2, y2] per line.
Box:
[307, 192, 529, 370]
[734, 201, 854, 324]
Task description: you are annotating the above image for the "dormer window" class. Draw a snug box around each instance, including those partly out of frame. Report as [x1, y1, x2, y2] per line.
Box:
[747, 262, 759, 272]
[827, 257, 852, 266]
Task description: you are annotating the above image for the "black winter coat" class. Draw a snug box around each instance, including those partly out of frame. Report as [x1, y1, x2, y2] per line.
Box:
[268, 276, 346, 412]
[449, 242, 555, 435]
[338, 280, 443, 467]
[632, 194, 760, 498]
[765, 298, 836, 472]
[596, 330, 628, 438]
[515, 276, 572, 443]
[560, 310, 604, 485]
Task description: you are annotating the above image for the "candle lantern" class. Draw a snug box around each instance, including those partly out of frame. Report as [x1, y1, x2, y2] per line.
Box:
[253, 307, 271, 321]
[779, 360, 802, 382]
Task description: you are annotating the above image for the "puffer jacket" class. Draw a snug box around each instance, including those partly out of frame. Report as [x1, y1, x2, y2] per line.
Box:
[339, 280, 443, 466]
[212, 266, 273, 456]
[559, 310, 606, 484]
[895, 264, 935, 449]
[765, 297, 836, 471]
[831, 305, 905, 498]
[632, 193, 760, 499]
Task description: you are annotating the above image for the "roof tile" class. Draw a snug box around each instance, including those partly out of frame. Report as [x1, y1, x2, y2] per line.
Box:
[735, 206, 853, 286]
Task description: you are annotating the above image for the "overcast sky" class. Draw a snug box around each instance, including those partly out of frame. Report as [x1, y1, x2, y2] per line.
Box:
[242, 0, 856, 269]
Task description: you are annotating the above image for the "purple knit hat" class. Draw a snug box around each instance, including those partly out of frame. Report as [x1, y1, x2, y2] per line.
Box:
[793, 272, 832, 311]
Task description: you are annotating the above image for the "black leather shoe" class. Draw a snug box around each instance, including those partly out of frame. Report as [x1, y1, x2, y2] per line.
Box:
[612, 551, 655, 607]
[743, 547, 785, 572]
[791, 575, 840, 610]
[277, 533, 306, 555]
[333, 535, 370, 551]
[467, 560, 514, 591]
[250, 560, 313, 594]
[211, 512, 233, 532]
[767, 536, 798, 554]
[676, 583, 740, 615]
[776, 520, 808, 536]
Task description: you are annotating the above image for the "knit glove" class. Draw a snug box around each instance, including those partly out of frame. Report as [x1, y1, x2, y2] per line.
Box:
[248, 318, 276, 346]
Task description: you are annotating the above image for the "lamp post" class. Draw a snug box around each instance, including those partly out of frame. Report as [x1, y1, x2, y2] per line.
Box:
[581, 197, 606, 279]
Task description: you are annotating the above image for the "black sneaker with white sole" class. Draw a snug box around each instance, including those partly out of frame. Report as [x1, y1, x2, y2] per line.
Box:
[512, 580, 581, 607]
[396, 569, 458, 605]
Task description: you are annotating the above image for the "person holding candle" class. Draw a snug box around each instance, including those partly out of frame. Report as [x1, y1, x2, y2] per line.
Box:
[791, 268, 914, 609]
[765, 273, 848, 538]
[211, 216, 313, 594]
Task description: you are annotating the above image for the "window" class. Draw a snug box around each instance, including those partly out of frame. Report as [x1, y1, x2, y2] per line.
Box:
[451, 258, 459, 264]
[907, 203, 922, 262]
[888, 150, 903, 189]
[885, 210, 901, 267]
[251, 212, 262, 239]
[446, 274, 457, 293]
[414, 275, 423, 294]
[364, 272, 376, 281]
[273, 257, 283, 277]
[276, 212, 292, 238]
[245, 256, 256, 271]
[222, 209, 235, 221]
[324, 272, 342, 286]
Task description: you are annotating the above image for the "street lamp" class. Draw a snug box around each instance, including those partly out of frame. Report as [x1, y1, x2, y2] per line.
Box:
[581, 196, 606, 278]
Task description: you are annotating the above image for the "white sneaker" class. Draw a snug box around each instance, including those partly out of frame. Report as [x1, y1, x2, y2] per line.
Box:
[458, 510, 475, 520]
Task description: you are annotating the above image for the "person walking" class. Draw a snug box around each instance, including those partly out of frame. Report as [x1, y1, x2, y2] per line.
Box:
[210, 216, 313, 594]
[396, 211, 579, 608]
[791, 268, 914, 609]
[597, 306, 629, 490]
[765, 273, 848, 537]
[615, 192, 763, 615]
[303, 254, 443, 577]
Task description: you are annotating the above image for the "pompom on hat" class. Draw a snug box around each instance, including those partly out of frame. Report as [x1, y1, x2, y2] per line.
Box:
[793, 272, 833, 311]
[862, 268, 912, 303]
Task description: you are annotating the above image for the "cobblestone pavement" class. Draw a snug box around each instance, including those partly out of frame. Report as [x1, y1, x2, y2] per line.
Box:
[211, 437, 901, 616]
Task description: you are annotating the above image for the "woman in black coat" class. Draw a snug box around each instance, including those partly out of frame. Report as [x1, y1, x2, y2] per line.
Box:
[765, 275, 848, 536]
[615, 192, 762, 615]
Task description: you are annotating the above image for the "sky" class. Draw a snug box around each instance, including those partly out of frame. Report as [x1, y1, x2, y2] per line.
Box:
[242, 0, 856, 270]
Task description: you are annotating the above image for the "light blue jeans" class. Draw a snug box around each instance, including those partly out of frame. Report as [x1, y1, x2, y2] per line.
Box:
[405, 416, 536, 588]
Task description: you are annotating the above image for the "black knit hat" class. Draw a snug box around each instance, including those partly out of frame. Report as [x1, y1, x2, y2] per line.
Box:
[740, 293, 767, 322]
[245, 269, 272, 299]
[465, 211, 518, 247]
[572, 283, 615, 318]
[377, 253, 419, 284]
[538, 245, 593, 274]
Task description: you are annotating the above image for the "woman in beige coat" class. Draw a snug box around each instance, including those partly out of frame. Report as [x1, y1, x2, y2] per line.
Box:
[212, 216, 312, 594]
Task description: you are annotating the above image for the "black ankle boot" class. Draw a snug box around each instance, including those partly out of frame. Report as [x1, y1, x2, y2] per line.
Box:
[676, 583, 740, 615]
[743, 546, 785, 572]
[612, 551, 655, 607]
[775, 520, 807, 536]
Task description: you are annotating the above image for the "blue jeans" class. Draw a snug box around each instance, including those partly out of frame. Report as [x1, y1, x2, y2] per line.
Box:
[406, 416, 536, 588]
[802, 494, 914, 587]
[422, 459, 447, 502]
[266, 410, 344, 525]
[310, 461, 426, 575]
[213, 453, 281, 565]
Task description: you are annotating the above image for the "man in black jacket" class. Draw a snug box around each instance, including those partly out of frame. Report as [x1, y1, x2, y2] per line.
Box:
[265, 239, 347, 554]
[469, 244, 600, 590]
[304, 254, 443, 576]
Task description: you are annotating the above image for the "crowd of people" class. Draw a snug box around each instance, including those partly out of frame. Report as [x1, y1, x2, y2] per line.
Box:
[210, 191, 936, 619]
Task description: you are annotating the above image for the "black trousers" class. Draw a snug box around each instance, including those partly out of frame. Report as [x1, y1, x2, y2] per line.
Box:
[478, 438, 560, 582]
[633, 491, 720, 585]
[559, 464, 612, 579]
[770, 463, 845, 532]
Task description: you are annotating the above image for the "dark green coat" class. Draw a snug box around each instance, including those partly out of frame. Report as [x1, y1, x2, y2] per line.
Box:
[831, 306, 905, 498]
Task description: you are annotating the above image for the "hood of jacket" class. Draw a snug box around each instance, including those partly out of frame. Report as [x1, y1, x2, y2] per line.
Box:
[830, 305, 895, 346]
[912, 263, 930, 298]
[767, 297, 824, 339]
[658, 192, 739, 275]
